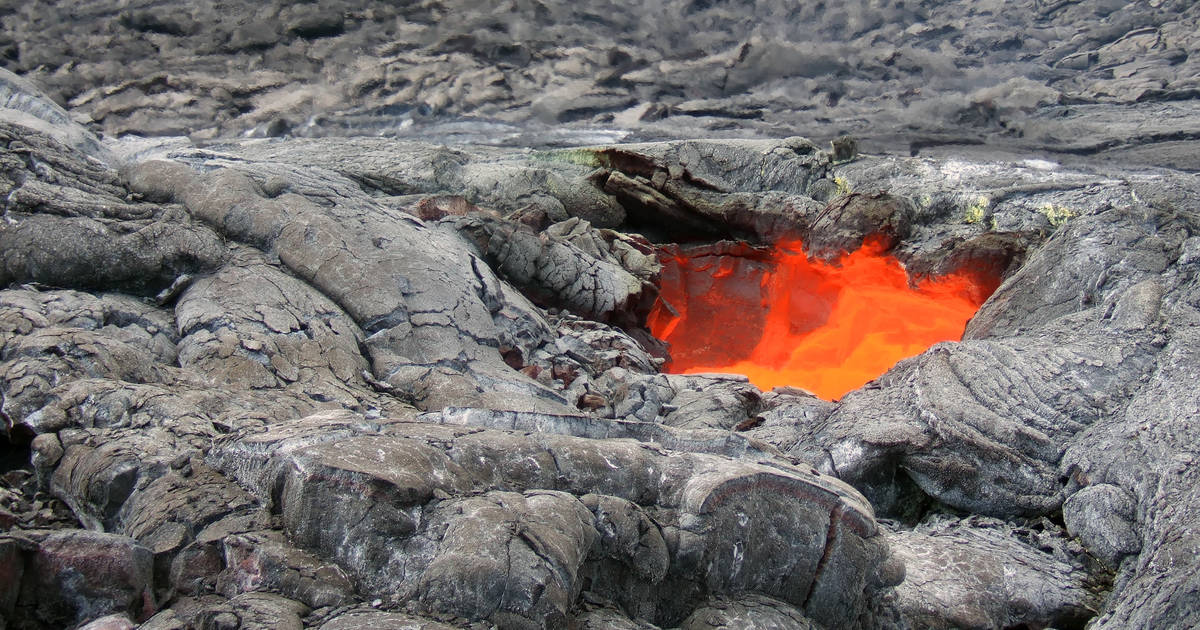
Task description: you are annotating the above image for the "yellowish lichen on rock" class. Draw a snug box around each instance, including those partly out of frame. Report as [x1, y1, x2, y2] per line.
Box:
[964, 195, 990, 224]
[535, 148, 603, 168]
[1039, 203, 1076, 227]
[833, 176, 851, 196]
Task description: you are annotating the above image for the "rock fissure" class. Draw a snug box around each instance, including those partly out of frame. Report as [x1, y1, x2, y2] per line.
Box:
[802, 503, 845, 610]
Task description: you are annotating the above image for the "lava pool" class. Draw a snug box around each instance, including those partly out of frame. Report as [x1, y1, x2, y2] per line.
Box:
[647, 237, 1001, 400]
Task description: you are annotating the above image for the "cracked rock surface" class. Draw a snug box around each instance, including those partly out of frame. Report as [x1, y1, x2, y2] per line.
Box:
[2, 42, 1200, 630]
[3, 0, 1200, 173]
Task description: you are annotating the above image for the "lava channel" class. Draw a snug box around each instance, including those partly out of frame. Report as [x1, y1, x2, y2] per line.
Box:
[648, 237, 1000, 400]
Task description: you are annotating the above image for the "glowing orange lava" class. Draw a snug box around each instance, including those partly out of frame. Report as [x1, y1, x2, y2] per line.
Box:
[648, 237, 999, 400]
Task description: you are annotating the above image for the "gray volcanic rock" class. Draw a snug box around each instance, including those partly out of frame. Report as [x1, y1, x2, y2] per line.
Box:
[123, 156, 569, 413]
[575, 606, 663, 630]
[207, 410, 895, 628]
[217, 530, 357, 609]
[0, 68, 113, 163]
[0, 122, 224, 295]
[1062, 483, 1141, 567]
[886, 515, 1098, 629]
[660, 374, 763, 432]
[4, 529, 154, 628]
[173, 247, 372, 401]
[137, 591, 309, 630]
[316, 608, 467, 630]
[3, 0, 1198, 170]
[0, 76, 902, 629]
[77, 614, 136, 630]
[2, 55, 1200, 630]
[680, 594, 822, 630]
[771, 162, 1200, 628]
[446, 214, 656, 326]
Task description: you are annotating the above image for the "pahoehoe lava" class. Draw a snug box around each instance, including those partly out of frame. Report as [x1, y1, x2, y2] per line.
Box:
[2, 1, 1200, 629]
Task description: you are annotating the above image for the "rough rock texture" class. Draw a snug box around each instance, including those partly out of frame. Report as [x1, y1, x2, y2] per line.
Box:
[0, 73, 904, 630]
[1062, 483, 1140, 567]
[680, 594, 822, 630]
[3, 529, 155, 628]
[781, 162, 1200, 629]
[886, 515, 1099, 629]
[447, 214, 658, 326]
[3, 0, 1199, 173]
[2, 33, 1200, 630]
[316, 609, 466, 630]
[205, 410, 895, 628]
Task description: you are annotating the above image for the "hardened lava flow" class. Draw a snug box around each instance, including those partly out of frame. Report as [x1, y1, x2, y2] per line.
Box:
[648, 236, 1001, 400]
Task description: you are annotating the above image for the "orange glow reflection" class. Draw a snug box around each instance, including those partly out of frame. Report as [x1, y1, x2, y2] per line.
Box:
[648, 237, 998, 400]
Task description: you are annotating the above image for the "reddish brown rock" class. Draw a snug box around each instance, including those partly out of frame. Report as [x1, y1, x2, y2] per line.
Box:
[24, 530, 155, 627]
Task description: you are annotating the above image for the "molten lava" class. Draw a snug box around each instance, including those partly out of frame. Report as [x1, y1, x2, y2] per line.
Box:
[648, 237, 999, 400]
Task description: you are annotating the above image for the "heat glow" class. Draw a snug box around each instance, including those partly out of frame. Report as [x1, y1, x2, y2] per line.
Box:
[648, 237, 999, 400]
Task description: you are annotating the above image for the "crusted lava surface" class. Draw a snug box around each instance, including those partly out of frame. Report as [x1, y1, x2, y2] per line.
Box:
[2, 2, 1200, 628]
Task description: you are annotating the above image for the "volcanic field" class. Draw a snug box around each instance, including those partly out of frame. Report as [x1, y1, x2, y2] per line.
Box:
[2, 1, 1200, 629]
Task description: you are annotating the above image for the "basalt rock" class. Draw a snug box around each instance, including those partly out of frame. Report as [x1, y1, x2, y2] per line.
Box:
[173, 247, 372, 401]
[138, 592, 309, 630]
[574, 606, 663, 630]
[315, 608, 472, 630]
[7, 0, 1198, 173]
[772, 162, 1200, 629]
[2, 65, 1200, 630]
[885, 515, 1099, 629]
[802, 192, 913, 260]
[207, 410, 896, 628]
[216, 531, 356, 609]
[77, 614, 137, 630]
[446, 214, 657, 327]
[595, 139, 829, 242]
[123, 154, 569, 413]
[0, 123, 225, 296]
[3, 529, 155, 628]
[680, 594, 822, 630]
[1061, 483, 1141, 568]
[0, 69, 113, 163]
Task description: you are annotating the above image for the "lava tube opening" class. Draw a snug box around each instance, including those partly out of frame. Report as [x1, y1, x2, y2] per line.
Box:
[648, 236, 1001, 400]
